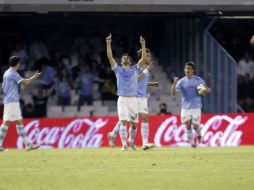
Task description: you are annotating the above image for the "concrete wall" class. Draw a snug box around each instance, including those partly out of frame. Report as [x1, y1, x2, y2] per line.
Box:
[0, 0, 254, 12]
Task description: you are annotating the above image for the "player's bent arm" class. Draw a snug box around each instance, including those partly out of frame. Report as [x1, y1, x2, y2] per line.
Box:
[137, 73, 145, 81]
[106, 34, 116, 68]
[137, 36, 147, 67]
[20, 71, 41, 86]
[171, 77, 179, 96]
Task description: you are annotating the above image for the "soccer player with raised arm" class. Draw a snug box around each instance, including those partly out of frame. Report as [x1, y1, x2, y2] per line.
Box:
[108, 48, 159, 150]
[171, 61, 211, 147]
[106, 34, 147, 150]
[0, 56, 41, 152]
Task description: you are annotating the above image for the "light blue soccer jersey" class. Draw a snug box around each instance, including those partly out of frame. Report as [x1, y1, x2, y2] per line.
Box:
[137, 67, 149, 97]
[113, 64, 138, 97]
[56, 79, 71, 97]
[77, 73, 96, 96]
[2, 67, 24, 104]
[176, 75, 206, 109]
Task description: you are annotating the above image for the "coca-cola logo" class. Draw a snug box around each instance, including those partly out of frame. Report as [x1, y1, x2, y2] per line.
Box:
[17, 118, 108, 149]
[154, 115, 248, 147]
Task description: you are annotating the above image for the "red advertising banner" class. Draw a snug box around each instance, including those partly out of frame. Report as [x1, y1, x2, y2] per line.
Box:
[1, 113, 254, 149]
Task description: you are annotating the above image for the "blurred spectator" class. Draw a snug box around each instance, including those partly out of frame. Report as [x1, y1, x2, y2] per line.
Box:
[29, 37, 51, 62]
[237, 52, 254, 79]
[56, 70, 72, 107]
[62, 56, 73, 79]
[240, 97, 254, 112]
[70, 52, 80, 80]
[32, 89, 48, 118]
[76, 65, 97, 110]
[23, 103, 36, 118]
[10, 43, 29, 76]
[165, 64, 175, 82]
[29, 38, 51, 72]
[39, 58, 56, 90]
[99, 66, 117, 102]
[157, 103, 172, 115]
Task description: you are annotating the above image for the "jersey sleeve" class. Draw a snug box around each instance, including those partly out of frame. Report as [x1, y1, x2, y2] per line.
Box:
[131, 64, 138, 71]
[13, 72, 24, 84]
[112, 64, 121, 73]
[175, 80, 183, 93]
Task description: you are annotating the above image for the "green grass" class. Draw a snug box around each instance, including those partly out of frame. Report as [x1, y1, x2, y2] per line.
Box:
[0, 147, 254, 190]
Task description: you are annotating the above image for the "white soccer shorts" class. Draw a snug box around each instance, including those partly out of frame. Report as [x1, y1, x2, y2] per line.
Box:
[181, 108, 201, 125]
[3, 102, 23, 121]
[137, 97, 148, 114]
[117, 96, 138, 123]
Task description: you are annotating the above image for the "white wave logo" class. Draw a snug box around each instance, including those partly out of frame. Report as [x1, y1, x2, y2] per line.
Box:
[154, 115, 248, 147]
[17, 118, 108, 149]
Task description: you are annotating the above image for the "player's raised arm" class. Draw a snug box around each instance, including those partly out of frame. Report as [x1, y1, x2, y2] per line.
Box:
[20, 70, 42, 86]
[171, 77, 179, 96]
[137, 35, 147, 67]
[106, 34, 117, 68]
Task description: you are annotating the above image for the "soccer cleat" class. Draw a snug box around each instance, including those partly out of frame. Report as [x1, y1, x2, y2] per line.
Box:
[120, 145, 128, 151]
[26, 144, 40, 151]
[107, 132, 115, 147]
[0, 146, 7, 152]
[128, 139, 137, 151]
[142, 143, 155, 150]
[191, 143, 197, 148]
[197, 136, 202, 144]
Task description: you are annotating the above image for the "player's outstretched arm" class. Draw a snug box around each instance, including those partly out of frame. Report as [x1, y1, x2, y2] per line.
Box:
[106, 34, 116, 68]
[20, 71, 42, 86]
[147, 81, 160, 87]
[137, 35, 147, 67]
[171, 77, 179, 96]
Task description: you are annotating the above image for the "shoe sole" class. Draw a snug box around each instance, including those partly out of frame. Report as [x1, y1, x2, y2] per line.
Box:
[27, 145, 40, 151]
[143, 144, 155, 150]
[107, 133, 115, 148]
[128, 139, 136, 151]
[120, 146, 128, 151]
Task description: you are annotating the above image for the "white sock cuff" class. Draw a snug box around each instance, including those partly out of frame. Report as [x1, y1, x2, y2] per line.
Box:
[141, 122, 149, 128]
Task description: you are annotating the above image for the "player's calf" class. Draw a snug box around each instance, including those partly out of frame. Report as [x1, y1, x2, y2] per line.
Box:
[108, 132, 115, 147]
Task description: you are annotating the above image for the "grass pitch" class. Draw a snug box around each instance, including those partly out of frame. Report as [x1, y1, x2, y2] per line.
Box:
[0, 146, 254, 190]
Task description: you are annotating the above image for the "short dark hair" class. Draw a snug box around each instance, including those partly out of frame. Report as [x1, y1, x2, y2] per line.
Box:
[137, 48, 151, 59]
[185, 61, 195, 70]
[9, 56, 21, 67]
[121, 53, 132, 62]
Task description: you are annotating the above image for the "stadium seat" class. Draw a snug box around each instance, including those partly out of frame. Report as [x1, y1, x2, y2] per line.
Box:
[47, 106, 63, 118]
